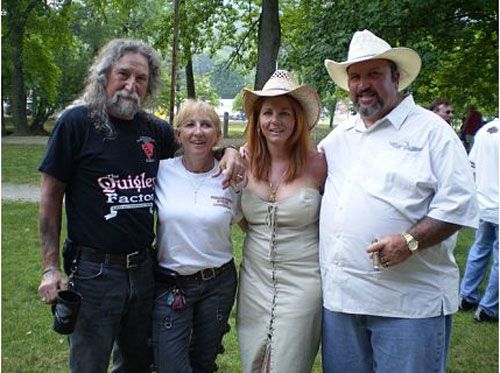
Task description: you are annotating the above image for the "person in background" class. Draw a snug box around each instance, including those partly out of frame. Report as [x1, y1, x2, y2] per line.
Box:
[152, 99, 242, 372]
[459, 118, 499, 322]
[237, 70, 326, 373]
[461, 104, 484, 151]
[37, 39, 243, 372]
[430, 98, 454, 124]
[320, 30, 478, 373]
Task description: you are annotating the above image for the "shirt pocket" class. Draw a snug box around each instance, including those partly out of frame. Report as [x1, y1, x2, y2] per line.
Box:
[365, 145, 435, 203]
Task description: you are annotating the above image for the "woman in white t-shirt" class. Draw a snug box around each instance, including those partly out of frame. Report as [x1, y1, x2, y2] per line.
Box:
[152, 100, 242, 372]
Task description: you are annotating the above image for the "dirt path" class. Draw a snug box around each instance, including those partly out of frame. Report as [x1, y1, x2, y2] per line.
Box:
[2, 137, 45, 202]
[2, 183, 40, 202]
[2, 136, 49, 145]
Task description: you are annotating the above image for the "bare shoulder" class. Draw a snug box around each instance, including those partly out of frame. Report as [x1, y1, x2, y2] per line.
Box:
[306, 150, 327, 189]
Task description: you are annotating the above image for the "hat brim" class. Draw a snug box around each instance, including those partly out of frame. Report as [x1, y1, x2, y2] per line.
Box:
[325, 47, 421, 91]
[242, 85, 322, 130]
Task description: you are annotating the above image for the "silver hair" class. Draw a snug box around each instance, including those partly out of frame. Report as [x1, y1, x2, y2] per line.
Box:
[79, 39, 162, 138]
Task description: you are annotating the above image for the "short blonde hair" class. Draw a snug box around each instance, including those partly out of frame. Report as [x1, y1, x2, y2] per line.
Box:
[174, 99, 221, 132]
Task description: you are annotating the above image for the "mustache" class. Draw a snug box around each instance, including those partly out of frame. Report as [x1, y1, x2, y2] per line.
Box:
[355, 87, 377, 98]
[109, 90, 141, 105]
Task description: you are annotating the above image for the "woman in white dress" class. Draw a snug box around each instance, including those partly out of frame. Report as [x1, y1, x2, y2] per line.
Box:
[237, 70, 326, 372]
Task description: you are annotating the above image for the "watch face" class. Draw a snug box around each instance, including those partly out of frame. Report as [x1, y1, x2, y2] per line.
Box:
[404, 233, 418, 252]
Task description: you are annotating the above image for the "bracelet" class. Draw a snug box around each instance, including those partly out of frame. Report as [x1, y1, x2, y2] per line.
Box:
[42, 266, 60, 276]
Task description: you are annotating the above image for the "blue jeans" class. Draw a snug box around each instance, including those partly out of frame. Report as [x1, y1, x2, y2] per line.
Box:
[152, 261, 237, 373]
[460, 221, 499, 317]
[69, 257, 154, 373]
[322, 308, 452, 373]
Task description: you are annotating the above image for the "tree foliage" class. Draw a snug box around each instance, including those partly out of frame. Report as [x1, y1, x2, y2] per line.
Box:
[2, 0, 497, 135]
[281, 0, 498, 118]
[2, 0, 71, 134]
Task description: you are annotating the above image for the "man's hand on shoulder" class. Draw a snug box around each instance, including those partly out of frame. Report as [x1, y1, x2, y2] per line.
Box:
[213, 147, 247, 190]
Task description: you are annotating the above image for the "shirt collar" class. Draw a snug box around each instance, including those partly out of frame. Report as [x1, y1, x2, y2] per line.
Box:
[344, 95, 415, 133]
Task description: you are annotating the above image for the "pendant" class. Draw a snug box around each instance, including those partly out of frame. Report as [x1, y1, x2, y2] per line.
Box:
[269, 182, 278, 203]
[269, 191, 276, 203]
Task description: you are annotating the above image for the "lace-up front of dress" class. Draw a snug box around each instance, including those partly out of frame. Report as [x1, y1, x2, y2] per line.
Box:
[237, 188, 322, 373]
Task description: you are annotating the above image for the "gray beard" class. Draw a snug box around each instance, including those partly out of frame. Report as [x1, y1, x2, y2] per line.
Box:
[106, 91, 141, 119]
[354, 97, 384, 118]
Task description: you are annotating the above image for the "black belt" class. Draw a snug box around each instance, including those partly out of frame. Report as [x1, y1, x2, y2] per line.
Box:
[78, 246, 147, 269]
[155, 259, 233, 284]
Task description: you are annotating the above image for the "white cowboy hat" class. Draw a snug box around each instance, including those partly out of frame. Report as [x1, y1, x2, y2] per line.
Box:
[242, 70, 322, 129]
[324, 30, 421, 91]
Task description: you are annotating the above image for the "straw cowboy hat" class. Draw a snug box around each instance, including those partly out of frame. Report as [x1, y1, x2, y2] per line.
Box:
[324, 30, 421, 91]
[242, 70, 322, 129]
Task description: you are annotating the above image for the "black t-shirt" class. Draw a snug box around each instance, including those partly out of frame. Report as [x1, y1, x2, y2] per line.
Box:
[39, 105, 178, 254]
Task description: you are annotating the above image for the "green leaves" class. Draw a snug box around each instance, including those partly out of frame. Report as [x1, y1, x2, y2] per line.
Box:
[281, 0, 498, 118]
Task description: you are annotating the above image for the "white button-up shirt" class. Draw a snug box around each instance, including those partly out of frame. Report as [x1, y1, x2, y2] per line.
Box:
[469, 118, 499, 225]
[318, 95, 479, 318]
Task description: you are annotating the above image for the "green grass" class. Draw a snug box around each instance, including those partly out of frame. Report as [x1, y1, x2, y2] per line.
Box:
[2, 208, 496, 371]
[2, 131, 497, 372]
[2, 144, 46, 185]
[2, 202, 68, 372]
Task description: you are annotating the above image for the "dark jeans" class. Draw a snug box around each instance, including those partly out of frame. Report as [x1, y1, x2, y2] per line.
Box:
[152, 261, 237, 373]
[69, 256, 154, 373]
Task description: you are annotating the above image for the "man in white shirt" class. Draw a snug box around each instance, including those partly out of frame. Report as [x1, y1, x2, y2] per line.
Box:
[319, 30, 478, 373]
[459, 118, 499, 321]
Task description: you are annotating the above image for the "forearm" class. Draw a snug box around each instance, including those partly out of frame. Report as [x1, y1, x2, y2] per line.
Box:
[406, 216, 461, 251]
[39, 209, 62, 270]
[39, 174, 66, 270]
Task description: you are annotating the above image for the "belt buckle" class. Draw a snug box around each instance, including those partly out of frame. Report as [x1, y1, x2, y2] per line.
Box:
[200, 268, 216, 281]
[126, 251, 140, 269]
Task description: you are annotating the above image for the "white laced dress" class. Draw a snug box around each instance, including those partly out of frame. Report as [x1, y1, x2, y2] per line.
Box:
[237, 187, 322, 373]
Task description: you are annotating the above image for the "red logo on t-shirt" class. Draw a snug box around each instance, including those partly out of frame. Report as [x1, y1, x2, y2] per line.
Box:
[137, 136, 156, 162]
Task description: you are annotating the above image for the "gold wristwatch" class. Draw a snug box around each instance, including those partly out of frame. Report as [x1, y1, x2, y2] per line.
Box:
[402, 232, 419, 255]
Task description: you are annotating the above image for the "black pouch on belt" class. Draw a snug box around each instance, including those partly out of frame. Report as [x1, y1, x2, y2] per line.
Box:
[62, 238, 79, 276]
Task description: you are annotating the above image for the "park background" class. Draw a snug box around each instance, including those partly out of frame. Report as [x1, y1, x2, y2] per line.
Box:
[2, 0, 499, 371]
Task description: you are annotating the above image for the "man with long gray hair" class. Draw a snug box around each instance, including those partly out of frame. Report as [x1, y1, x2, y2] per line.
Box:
[37, 39, 243, 372]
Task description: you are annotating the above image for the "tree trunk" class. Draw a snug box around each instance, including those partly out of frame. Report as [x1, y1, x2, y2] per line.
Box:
[29, 95, 51, 135]
[9, 22, 30, 135]
[185, 50, 196, 99]
[5, 0, 40, 135]
[329, 98, 337, 128]
[169, 0, 181, 126]
[254, 0, 280, 90]
[1, 99, 7, 136]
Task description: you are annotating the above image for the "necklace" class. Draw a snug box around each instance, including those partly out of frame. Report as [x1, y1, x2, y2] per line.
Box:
[268, 171, 286, 203]
[182, 157, 214, 204]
